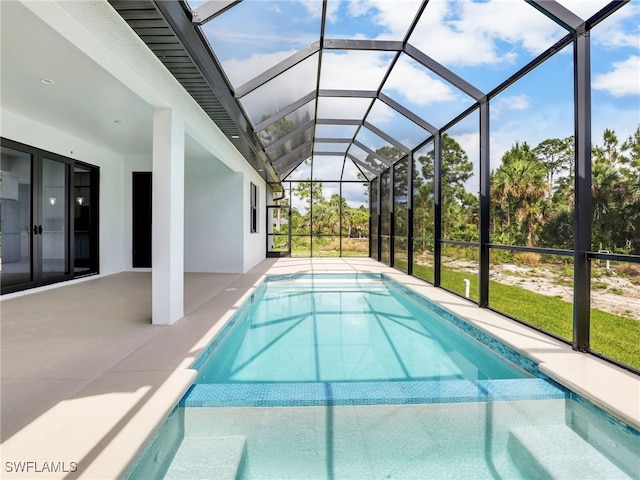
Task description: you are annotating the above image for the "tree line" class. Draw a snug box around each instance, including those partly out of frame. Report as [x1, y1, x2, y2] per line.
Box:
[275, 125, 639, 257]
[407, 126, 639, 255]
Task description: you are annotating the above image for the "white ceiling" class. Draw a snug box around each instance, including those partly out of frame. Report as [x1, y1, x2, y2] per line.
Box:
[1, 1, 154, 157]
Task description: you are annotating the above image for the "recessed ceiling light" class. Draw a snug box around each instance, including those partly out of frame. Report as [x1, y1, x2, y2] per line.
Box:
[40, 78, 55, 85]
[114, 120, 125, 124]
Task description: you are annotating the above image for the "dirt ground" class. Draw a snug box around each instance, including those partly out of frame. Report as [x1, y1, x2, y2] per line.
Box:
[445, 259, 640, 321]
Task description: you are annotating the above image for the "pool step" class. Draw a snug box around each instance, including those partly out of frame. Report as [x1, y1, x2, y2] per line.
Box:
[164, 435, 246, 480]
[508, 425, 631, 480]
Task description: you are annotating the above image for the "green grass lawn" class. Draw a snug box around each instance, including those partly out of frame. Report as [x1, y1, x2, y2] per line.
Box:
[411, 264, 640, 371]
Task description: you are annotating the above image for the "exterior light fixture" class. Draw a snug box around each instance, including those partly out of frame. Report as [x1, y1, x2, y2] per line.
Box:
[231, 135, 240, 139]
[76, 196, 85, 206]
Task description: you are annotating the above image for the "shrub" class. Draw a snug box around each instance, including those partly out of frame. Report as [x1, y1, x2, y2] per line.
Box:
[514, 251, 541, 266]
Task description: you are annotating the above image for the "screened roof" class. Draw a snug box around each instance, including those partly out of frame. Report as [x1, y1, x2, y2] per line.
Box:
[111, 0, 621, 186]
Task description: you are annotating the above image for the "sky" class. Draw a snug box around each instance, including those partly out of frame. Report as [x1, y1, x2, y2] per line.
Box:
[196, 0, 640, 210]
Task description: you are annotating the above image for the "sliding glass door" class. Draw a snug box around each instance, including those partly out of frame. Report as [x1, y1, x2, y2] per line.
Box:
[40, 156, 70, 281]
[1, 139, 98, 294]
[0, 146, 33, 289]
[73, 163, 99, 275]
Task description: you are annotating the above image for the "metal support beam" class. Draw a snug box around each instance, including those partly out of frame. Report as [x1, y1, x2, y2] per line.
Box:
[378, 92, 438, 134]
[573, 30, 592, 352]
[353, 140, 392, 166]
[264, 119, 314, 152]
[525, 0, 584, 31]
[339, 181, 343, 255]
[318, 89, 377, 98]
[433, 132, 442, 287]
[190, 0, 242, 25]
[407, 151, 414, 275]
[323, 38, 404, 51]
[405, 43, 485, 101]
[347, 153, 379, 174]
[254, 91, 317, 132]
[281, 161, 306, 180]
[363, 121, 410, 153]
[272, 142, 312, 168]
[313, 151, 348, 156]
[316, 118, 362, 126]
[315, 137, 352, 143]
[479, 99, 490, 307]
[389, 166, 395, 267]
[236, 42, 321, 98]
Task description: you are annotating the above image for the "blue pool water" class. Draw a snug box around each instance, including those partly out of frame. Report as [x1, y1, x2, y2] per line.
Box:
[126, 274, 640, 480]
[196, 275, 528, 384]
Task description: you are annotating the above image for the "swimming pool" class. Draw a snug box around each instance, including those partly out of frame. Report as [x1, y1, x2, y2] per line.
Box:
[196, 275, 528, 384]
[126, 274, 640, 479]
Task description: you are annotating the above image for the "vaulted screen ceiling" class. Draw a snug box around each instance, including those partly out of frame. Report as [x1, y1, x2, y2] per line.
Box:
[110, 0, 620, 186]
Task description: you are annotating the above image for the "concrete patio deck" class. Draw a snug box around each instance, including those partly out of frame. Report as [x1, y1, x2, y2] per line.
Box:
[1, 258, 638, 479]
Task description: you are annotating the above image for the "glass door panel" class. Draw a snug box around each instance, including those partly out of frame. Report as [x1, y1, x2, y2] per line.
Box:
[0, 146, 33, 288]
[41, 158, 69, 279]
[74, 164, 98, 276]
[1, 140, 92, 294]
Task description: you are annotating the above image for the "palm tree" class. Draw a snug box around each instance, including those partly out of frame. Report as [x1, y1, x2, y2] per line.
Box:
[491, 141, 548, 246]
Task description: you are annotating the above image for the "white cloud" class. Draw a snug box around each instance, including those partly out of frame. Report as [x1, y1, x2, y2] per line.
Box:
[361, 0, 424, 39]
[385, 57, 460, 106]
[316, 97, 373, 119]
[491, 94, 531, 119]
[593, 55, 640, 97]
[365, 101, 396, 126]
[591, 2, 640, 49]
[490, 100, 574, 166]
[458, 0, 567, 53]
[502, 95, 530, 110]
[345, 0, 371, 18]
[410, 0, 502, 66]
[320, 51, 393, 90]
[298, 0, 330, 20]
[558, 0, 617, 22]
[409, 0, 566, 67]
[341, 182, 368, 207]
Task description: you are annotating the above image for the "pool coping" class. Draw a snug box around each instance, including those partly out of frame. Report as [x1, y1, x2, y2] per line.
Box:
[379, 268, 640, 434]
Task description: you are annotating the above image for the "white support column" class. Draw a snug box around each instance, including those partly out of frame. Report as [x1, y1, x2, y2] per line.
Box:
[152, 108, 185, 325]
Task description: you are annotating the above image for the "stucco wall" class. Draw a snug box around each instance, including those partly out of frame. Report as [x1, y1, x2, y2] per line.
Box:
[184, 155, 244, 273]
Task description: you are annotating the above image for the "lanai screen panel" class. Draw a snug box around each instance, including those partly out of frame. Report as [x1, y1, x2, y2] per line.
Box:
[179, 0, 635, 191]
[239, 54, 319, 127]
[323, 0, 423, 40]
[381, 53, 476, 130]
[257, 99, 316, 146]
[367, 100, 431, 151]
[200, 1, 322, 88]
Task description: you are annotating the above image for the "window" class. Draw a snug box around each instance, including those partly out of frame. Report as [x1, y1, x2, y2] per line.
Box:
[250, 182, 258, 233]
